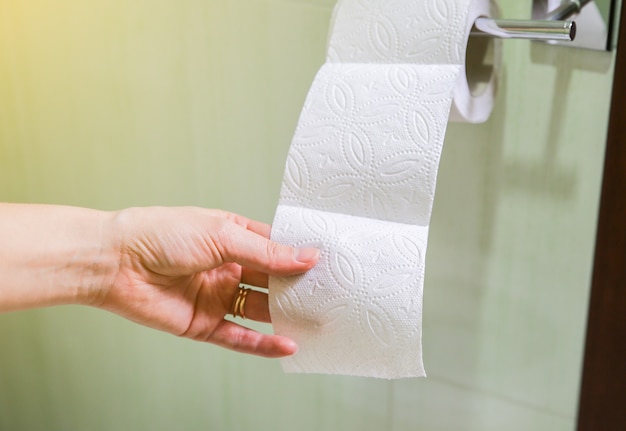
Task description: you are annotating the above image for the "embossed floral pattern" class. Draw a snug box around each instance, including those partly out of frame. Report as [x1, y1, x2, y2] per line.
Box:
[271, 206, 427, 377]
[327, 0, 470, 65]
[279, 63, 459, 226]
[270, 0, 475, 379]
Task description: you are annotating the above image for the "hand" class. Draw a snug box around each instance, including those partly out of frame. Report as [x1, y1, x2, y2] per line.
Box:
[97, 207, 319, 358]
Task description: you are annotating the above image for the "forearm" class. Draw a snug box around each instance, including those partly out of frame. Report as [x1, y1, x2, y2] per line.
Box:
[0, 203, 120, 312]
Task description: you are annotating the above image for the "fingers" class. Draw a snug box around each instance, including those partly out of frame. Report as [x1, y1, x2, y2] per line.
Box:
[215, 222, 319, 277]
[210, 320, 298, 358]
[241, 218, 271, 239]
[221, 211, 271, 238]
[240, 267, 268, 289]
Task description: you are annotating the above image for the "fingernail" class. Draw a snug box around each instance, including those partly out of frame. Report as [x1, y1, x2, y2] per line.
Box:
[295, 247, 320, 263]
[284, 339, 298, 356]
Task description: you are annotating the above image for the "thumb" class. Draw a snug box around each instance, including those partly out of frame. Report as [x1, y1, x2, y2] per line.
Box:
[215, 222, 319, 276]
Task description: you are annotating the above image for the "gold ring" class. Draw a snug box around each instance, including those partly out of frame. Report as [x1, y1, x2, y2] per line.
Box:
[231, 286, 250, 319]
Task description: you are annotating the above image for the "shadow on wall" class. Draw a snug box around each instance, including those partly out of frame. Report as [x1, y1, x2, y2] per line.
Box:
[500, 45, 614, 201]
[386, 55, 509, 429]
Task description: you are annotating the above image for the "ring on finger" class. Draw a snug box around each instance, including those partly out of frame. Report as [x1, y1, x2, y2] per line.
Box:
[230, 286, 250, 319]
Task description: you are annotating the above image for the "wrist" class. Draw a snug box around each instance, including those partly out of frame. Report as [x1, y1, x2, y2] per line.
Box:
[79, 209, 124, 308]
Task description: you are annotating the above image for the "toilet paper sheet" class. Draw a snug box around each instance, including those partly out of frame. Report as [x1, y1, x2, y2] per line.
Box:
[269, 0, 495, 379]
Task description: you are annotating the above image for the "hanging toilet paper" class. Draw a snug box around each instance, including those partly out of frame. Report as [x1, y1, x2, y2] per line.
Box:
[269, 0, 499, 379]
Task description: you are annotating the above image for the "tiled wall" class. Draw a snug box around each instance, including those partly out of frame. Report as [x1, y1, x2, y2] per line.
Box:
[0, 1, 614, 430]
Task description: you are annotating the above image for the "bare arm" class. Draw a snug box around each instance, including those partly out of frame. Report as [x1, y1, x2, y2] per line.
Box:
[0, 203, 117, 311]
[0, 203, 319, 357]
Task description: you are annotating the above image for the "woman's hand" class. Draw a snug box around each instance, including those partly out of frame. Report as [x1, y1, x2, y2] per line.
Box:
[98, 207, 319, 358]
[0, 204, 318, 358]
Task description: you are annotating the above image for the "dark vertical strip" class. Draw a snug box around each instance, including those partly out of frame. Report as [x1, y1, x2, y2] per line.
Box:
[606, 0, 619, 51]
[577, 3, 626, 431]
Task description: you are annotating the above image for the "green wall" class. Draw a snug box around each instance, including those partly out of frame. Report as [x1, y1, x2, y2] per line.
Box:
[0, 1, 615, 430]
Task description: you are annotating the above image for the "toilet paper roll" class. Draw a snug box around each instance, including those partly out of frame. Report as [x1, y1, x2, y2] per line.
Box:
[450, 1, 501, 123]
[269, 0, 498, 379]
[327, 0, 500, 123]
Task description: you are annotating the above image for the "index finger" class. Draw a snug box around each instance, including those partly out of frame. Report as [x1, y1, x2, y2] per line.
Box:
[221, 212, 271, 238]
[215, 222, 319, 277]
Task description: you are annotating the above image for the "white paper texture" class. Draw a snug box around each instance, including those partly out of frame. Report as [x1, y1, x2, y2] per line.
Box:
[270, 0, 495, 378]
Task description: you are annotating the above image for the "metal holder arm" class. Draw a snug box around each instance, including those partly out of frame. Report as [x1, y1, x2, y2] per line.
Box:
[470, 0, 595, 42]
[544, 0, 593, 20]
[471, 18, 576, 41]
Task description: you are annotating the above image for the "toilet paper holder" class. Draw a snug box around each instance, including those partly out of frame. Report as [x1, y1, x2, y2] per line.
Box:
[470, 0, 600, 44]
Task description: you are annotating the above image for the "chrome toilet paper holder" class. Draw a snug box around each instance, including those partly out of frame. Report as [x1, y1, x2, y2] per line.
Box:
[471, 0, 613, 50]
